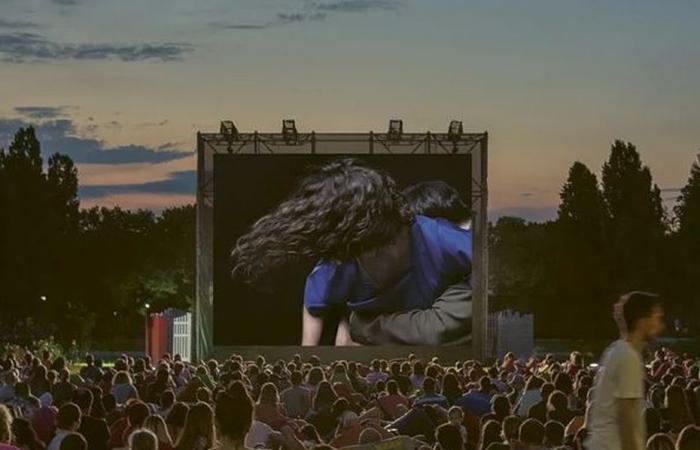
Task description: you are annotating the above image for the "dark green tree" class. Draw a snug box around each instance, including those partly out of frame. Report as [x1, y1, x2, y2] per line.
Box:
[668, 154, 700, 329]
[601, 140, 666, 293]
[0, 127, 80, 340]
[554, 162, 612, 337]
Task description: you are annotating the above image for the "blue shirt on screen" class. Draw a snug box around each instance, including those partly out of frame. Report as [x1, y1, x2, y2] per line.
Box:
[303, 215, 472, 317]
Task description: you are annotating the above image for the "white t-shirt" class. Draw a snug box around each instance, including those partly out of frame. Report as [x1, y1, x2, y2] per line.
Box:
[586, 339, 646, 450]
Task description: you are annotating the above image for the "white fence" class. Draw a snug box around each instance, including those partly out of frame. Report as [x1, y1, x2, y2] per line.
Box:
[167, 309, 192, 362]
[487, 310, 534, 359]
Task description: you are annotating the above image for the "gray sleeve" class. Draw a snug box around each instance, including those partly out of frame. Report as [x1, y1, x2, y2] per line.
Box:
[348, 279, 472, 346]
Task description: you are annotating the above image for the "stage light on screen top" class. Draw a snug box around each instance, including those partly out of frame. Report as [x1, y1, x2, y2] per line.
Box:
[220, 120, 238, 139]
[282, 119, 298, 143]
[388, 119, 403, 141]
[448, 121, 463, 140]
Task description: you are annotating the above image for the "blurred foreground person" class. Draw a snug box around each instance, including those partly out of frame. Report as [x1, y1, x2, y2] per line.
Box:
[587, 292, 665, 450]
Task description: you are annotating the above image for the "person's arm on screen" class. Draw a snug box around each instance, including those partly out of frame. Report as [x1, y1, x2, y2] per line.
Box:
[335, 317, 360, 346]
[348, 278, 471, 346]
[617, 398, 643, 450]
[302, 306, 324, 346]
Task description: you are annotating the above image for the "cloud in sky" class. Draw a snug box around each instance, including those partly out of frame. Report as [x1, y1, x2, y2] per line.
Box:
[77, 154, 195, 187]
[0, 19, 40, 29]
[313, 0, 400, 13]
[0, 114, 195, 210]
[14, 106, 68, 119]
[0, 32, 194, 63]
[210, 0, 398, 30]
[79, 169, 195, 198]
[0, 117, 191, 164]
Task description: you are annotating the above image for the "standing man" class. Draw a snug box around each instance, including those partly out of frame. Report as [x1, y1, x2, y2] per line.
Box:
[586, 292, 665, 450]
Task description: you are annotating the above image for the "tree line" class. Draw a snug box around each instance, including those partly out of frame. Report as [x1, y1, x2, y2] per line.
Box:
[1, 127, 698, 345]
[0, 127, 194, 347]
[490, 141, 700, 338]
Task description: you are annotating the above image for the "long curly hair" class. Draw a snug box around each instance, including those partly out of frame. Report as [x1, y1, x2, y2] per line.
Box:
[230, 158, 413, 283]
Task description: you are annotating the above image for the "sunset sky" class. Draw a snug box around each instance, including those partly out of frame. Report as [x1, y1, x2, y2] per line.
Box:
[1, 0, 698, 221]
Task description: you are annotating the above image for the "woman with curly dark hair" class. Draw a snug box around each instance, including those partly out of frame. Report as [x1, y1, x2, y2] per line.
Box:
[231, 158, 472, 345]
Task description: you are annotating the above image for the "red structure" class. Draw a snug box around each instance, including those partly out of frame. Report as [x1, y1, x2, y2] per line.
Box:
[145, 313, 168, 360]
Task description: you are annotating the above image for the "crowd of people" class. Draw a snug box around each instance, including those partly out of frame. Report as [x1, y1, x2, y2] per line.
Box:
[0, 347, 699, 450]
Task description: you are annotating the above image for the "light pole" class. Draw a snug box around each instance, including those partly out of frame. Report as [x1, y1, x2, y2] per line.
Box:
[143, 302, 151, 358]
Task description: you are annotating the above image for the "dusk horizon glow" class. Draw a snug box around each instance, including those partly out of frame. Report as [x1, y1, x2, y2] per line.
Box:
[1, 0, 698, 221]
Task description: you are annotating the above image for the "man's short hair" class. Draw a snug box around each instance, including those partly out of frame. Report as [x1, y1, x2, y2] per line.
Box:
[60, 433, 87, 450]
[290, 371, 303, 386]
[57, 403, 82, 430]
[519, 419, 545, 445]
[435, 423, 463, 450]
[126, 401, 150, 428]
[128, 429, 158, 450]
[544, 420, 565, 446]
[617, 291, 662, 333]
[422, 376, 436, 393]
[73, 389, 93, 412]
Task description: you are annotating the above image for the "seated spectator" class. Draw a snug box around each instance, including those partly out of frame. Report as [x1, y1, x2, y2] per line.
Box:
[280, 371, 310, 419]
[481, 395, 510, 425]
[501, 416, 521, 448]
[527, 383, 554, 424]
[146, 370, 172, 405]
[165, 404, 188, 443]
[442, 374, 463, 406]
[666, 385, 692, 434]
[447, 406, 468, 447]
[127, 430, 158, 450]
[101, 396, 120, 428]
[174, 402, 214, 450]
[80, 355, 103, 385]
[414, 378, 449, 408]
[388, 405, 442, 443]
[111, 373, 139, 406]
[48, 404, 82, 450]
[377, 381, 409, 420]
[677, 425, 700, 450]
[29, 402, 56, 445]
[436, 423, 463, 450]
[213, 382, 254, 450]
[109, 401, 150, 449]
[0, 372, 19, 404]
[59, 434, 86, 450]
[144, 416, 173, 450]
[546, 391, 578, 426]
[645, 433, 674, 450]
[480, 420, 502, 450]
[516, 376, 554, 418]
[254, 383, 289, 430]
[455, 377, 494, 417]
[543, 421, 564, 448]
[74, 389, 109, 450]
[11, 418, 45, 450]
[518, 419, 545, 450]
[365, 360, 388, 387]
[156, 392, 175, 420]
[0, 405, 20, 450]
